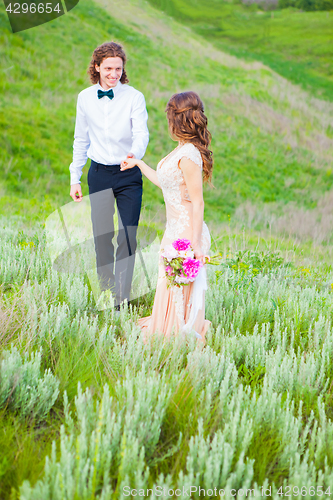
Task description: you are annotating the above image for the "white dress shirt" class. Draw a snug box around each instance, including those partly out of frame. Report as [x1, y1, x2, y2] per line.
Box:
[69, 81, 149, 185]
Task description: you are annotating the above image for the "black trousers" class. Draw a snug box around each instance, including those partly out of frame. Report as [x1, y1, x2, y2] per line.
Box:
[87, 159, 142, 306]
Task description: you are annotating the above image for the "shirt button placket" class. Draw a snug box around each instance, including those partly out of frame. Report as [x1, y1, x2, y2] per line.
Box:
[107, 98, 114, 162]
[104, 99, 110, 163]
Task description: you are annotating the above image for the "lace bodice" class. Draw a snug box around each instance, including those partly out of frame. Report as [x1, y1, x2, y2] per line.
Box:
[157, 142, 203, 190]
[156, 143, 210, 253]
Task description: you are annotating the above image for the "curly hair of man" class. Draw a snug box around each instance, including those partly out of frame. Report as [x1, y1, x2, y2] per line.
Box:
[88, 41, 129, 84]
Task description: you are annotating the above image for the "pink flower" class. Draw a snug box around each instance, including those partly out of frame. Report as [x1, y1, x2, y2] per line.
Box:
[183, 258, 202, 280]
[161, 245, 178, 262]
[175, 275, 190, 284]
[179, 248, 194, 259]
[165, 265, 175, 276]
[172, 239, 192, 252]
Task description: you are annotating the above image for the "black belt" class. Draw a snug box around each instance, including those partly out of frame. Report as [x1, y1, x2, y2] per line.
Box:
[91, 159, 120, 168]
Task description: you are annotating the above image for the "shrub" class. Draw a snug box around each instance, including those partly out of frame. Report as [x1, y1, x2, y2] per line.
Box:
[0, 347, 59, 421]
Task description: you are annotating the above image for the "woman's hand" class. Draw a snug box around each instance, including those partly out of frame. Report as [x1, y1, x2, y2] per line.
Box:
[120, 157, 161, 187]
[120, 157, 139, 171]
[193, 244, 207, 265]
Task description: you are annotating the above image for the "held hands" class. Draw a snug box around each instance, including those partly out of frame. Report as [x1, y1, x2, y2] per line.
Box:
[120, 152, 138, 171]
[120, 158, 138, 171]
[70, 183, 83, 202]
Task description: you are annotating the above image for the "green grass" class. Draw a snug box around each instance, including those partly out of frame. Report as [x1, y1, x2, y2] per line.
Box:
[2, 0, 333, 494]
[2, 219, 333, 497]
[0, 413, 58, 496]
[1, 0, 333, 230]
[146, 0, 333, 102]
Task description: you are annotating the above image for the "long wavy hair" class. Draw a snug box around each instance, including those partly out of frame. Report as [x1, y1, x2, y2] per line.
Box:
[88, 42, 129, 84]
[166, 91, 213, 183]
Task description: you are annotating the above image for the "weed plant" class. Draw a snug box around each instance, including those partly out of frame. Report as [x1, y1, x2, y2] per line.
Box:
[1, 220, 333, 497]
[2, 0, 333, 496]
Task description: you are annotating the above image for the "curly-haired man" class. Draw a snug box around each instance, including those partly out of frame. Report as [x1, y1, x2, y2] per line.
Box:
[69, 41, 149, 308]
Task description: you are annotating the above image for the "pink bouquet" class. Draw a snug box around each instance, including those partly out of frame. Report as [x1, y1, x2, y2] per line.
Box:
[161, 239, 204, 287]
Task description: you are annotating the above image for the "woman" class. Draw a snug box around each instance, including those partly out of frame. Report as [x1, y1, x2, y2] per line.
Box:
[121, 91, 213, 342]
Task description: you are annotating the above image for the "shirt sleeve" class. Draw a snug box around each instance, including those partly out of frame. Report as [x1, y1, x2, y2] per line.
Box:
[130, 92, 149, 159]
[69, 93, 90, 185]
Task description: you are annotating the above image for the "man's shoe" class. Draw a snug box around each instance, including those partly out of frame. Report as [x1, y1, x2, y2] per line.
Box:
[115, 300, 130, 311]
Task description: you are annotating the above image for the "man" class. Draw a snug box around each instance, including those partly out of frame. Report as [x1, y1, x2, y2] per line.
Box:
[69, 41, 149, 308]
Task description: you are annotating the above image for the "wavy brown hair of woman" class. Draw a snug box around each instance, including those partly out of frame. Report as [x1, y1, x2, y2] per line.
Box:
[88, 42, 129, 84]
[166, 91, 213, 183]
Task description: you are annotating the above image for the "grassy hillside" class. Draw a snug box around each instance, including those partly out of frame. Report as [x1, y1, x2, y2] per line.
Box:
[146, 0, 333, 102]
[1, 0, 333, 239]
[3, 1, 333, 496]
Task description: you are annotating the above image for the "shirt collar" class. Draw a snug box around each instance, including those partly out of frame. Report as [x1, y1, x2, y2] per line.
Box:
[97, 80, 122, 96]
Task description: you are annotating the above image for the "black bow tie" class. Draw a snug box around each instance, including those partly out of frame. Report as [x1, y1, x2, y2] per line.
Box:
[97, 88, 114, 100]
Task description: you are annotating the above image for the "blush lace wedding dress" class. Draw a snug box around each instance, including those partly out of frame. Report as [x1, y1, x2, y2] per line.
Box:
[138, 142, 211, 342]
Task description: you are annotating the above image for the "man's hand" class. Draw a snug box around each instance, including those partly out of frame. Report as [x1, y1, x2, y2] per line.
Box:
[70, 183, 83, 202]
[121, 152, 135, 170]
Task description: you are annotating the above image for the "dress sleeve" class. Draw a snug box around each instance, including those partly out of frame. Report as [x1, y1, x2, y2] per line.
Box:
[178, 143, 203, 170]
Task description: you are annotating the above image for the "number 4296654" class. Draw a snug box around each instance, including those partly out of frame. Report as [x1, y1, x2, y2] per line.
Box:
[277, 486, 331, 496]
[5, 3, 61, 14]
